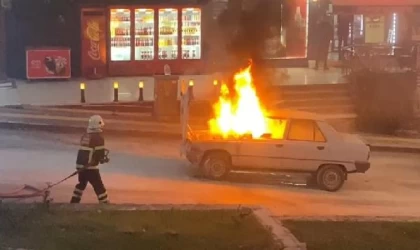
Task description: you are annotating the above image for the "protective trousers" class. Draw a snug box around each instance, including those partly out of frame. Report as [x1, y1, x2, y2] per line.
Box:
[70, 169, 109, 204]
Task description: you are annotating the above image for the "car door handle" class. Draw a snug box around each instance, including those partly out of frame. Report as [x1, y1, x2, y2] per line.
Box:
[317, 146, 325, 150]
[275, 144, 284, 148]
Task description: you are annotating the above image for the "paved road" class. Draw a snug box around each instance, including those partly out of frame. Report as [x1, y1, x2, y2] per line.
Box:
[1, 129, 420, 218]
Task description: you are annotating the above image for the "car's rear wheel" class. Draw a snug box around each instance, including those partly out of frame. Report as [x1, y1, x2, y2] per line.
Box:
[202, 152, 231, 180]
[316, 165, 346, 192]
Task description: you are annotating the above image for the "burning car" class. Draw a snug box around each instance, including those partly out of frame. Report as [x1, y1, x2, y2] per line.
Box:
[180, 66, 370, 192]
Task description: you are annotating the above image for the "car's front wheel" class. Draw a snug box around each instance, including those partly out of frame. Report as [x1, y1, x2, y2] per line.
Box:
[316, 165, 346, 192]
[202, 152, 231, 180]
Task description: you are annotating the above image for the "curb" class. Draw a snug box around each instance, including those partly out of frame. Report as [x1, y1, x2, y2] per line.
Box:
[0, 121, 180, 140]
[1, 121, 419, 153]
[254, 208, 307, 250]
[369, 145, 420, 154]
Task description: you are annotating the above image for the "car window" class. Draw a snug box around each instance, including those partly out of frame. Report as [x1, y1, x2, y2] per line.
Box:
[287, 119, 326, 142]
[258, 119, 287, 140]
[314, 124, 326, 142]
[287, 119, 315, 141]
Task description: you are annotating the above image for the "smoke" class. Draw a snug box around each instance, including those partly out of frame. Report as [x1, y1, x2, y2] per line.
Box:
[217, 0, 287, 106]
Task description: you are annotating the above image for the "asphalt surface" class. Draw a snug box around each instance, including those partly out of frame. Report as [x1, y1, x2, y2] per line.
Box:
[1, 129, 420, 218]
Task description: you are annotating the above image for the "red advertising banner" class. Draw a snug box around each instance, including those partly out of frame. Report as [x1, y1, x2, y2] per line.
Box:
[26, 48, 71, 80]
[81, 9, 107, 78]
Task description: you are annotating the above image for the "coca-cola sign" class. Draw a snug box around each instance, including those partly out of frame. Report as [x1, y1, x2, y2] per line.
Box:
[86, 20, 101, 60]
[81, 9, 107, 77]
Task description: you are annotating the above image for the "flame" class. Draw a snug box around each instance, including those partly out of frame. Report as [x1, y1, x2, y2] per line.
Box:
[209, 66, 283, 139]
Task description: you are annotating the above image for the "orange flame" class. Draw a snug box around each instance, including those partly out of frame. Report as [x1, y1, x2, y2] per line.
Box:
[209, 66, 283, 139]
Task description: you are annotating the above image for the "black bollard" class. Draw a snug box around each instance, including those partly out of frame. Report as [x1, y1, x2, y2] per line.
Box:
[113, 82, 119, 102]
[188, 80, 194, 100]
[138, 81, 144, 102]
[80, 83, 86, 103]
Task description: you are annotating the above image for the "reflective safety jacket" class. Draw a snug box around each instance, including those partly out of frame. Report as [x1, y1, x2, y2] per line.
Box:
[76, 132, 105, 169]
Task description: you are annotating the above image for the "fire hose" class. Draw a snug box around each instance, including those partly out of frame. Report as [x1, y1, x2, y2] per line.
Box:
[0, 150, 110, 202]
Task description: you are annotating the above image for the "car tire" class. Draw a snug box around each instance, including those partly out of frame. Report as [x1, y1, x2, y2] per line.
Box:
[316, 165, 346, 192]
[202, 152, 231, 180]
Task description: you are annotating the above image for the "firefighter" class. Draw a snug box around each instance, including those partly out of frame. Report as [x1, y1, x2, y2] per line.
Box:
[70, 115, 110, 204]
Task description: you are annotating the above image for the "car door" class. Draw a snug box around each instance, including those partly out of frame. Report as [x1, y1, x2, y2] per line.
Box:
[235, 119, 288, 170]
[281, 119, 330, 172]
[235, 139, 284, 170]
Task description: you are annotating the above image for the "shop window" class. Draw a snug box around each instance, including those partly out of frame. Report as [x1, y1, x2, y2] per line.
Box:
[135, 9, 155, 61]
[158, 8, 178, 60]
[263, 0, 308, 59]
[110, 9, 131, 61]
[182, 8, 201, 59]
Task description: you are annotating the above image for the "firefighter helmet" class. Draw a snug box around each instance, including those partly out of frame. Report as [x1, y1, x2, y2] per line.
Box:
[88, 115, 105, 130]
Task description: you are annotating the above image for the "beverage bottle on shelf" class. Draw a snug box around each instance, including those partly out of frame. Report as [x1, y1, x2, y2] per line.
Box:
[192, 50, 196, 58]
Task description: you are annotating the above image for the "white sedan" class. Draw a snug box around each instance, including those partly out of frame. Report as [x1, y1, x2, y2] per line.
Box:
[183, 110, 371, 192]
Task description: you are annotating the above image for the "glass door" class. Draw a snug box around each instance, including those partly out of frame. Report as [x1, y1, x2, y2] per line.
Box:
[158, 8, 178, 60]
[135, 8, 155, 61]
[110, 9, 131, 61]
[181, 8, 201, 59]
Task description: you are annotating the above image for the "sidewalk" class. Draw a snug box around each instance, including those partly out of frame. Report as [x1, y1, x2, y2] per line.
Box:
[0, 67, 347, 106]
[0, 106, 419, 153]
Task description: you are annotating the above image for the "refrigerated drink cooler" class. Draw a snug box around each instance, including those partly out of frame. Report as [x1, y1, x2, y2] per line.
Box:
[104, 6, 203, 76]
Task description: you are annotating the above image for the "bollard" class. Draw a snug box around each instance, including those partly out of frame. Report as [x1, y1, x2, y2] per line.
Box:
[188, 80, 194, 100]
[138, 81, 144, 102]
[213, 79, 219, 98]
[80, 83, 86, 103]
[113, 82, 119, 102]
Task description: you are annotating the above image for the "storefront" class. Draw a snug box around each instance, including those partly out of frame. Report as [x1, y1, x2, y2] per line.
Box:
[81, 0, 313, 78]
[331, 0, 420, 48]
[81, 5, 204, 77]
